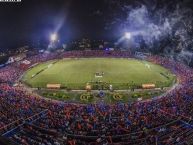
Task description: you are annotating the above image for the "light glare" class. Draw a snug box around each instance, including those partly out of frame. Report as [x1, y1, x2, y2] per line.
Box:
[125, 32, 131, 39]
[50, 33, 57, 41]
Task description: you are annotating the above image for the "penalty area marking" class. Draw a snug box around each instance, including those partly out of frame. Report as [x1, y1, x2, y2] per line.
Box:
[31, 62, 55, 79]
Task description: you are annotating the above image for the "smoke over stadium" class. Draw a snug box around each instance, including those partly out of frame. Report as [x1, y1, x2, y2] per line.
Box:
[105, 0, 193, 65]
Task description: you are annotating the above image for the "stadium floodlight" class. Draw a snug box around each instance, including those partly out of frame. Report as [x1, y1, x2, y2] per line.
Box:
[50, 33, 57, 42]
[125, 32, 131, 39]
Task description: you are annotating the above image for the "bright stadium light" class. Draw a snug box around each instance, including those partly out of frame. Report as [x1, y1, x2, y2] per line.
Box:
[125, 32, 131, 39]
[50, 33, 57, 42]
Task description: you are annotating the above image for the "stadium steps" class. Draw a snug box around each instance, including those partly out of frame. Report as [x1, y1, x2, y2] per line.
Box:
[157, 122, 185, 142]
[11, 124, 64, 145]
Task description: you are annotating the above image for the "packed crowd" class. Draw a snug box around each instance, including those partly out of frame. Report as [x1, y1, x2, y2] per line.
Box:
[0, 50, 193, 145]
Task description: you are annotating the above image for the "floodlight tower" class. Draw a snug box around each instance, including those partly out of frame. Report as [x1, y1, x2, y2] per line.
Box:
[125, 32, 131, 39]
[50, 33, 57, 42]
[48, 33, 58, 50]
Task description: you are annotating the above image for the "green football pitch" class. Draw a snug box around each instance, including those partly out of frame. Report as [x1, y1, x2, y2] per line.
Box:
[22, 58, 175, 90]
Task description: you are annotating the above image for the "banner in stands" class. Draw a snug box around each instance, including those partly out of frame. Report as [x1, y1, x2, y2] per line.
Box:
[21, 60, 31, 65]
[7, 53, 27, 64]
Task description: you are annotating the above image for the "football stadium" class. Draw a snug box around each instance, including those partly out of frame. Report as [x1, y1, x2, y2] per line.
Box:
[22, 56, 175, 103]
[1, 0, 193, 145]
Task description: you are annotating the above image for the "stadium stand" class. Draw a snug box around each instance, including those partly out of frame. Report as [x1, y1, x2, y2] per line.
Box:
[0, 50, 193, 144]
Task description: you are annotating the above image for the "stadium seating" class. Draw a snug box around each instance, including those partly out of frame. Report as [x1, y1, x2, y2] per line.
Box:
[0, 50, 193, 144]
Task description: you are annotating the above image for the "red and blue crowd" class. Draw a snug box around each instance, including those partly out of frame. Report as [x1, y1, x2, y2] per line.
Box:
[0, 50, 193, 145]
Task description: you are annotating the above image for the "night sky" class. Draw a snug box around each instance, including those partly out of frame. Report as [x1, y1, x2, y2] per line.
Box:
[0, 0, 193, 50]
[0, 0, 112, 50]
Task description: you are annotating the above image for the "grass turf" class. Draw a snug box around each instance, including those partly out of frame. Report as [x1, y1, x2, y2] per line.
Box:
[22, 58, 175, 90]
